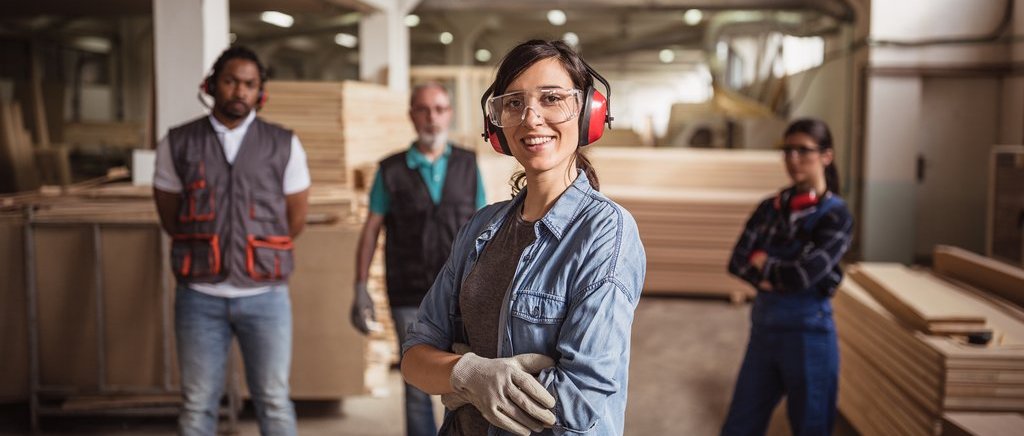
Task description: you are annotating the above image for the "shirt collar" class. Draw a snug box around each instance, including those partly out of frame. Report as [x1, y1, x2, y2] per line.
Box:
[208, 110, 256, 134]
[406, 142, 452, 169]
[490, 170, 592, 241]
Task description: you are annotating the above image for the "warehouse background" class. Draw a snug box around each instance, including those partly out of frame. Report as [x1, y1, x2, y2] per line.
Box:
[0, 0, 1023, 435]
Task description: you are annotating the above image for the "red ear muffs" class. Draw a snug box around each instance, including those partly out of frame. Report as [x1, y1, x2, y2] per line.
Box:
[773, 190, 821, 212]
[484, 118, 510, 155]
[578, 87, 607, 147]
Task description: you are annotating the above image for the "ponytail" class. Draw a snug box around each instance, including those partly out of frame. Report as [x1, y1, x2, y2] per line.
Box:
[825, 162, 840, 194]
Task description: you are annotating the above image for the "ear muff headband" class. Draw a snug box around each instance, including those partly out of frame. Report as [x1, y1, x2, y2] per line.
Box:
[482, 61, 613, 155]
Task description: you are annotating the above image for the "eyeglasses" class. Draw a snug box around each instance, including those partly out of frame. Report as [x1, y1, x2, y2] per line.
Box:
[780, 144, 822, 158]
[486, 88, 583, 128]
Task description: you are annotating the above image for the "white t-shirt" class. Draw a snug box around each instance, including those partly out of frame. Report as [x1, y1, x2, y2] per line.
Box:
[153, 111, 311, 298]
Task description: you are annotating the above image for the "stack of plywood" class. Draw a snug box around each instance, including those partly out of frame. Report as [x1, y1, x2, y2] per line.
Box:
[260, 81, 411, 187]
[935, 245, 1024, 309]
[586, 147, 788, 300]
[836, 260, 1024, 436]
[943, 412, 1024, 435]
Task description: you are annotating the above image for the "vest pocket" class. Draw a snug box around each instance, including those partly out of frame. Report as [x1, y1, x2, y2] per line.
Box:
[179, 163, 215, 223]
[246, 235, 294, 281]
[171, 234, 221, 278]
[249, 192, 283, 221]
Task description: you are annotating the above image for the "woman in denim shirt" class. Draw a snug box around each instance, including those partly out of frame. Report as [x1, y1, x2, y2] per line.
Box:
[400, 40, 646, 436]
[721, 119, 854, 436]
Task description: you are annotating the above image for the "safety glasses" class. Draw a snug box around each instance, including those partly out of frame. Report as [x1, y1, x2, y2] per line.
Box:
[780, 144, 822, 159]
[486, 88, 583, 128]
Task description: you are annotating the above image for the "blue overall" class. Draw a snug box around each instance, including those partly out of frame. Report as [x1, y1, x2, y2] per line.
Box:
[722, 195, 847, 436]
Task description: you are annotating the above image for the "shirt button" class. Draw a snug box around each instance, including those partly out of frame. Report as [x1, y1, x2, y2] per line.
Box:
[532, 306, 540, 316]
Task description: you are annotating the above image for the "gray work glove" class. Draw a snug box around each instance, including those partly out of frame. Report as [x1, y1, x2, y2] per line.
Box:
[349, 282, 377, 335]
[450, 352, 558, 436]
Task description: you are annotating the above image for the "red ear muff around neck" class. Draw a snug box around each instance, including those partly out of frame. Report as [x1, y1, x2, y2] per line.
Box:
[789, 191, 820, 211]
[578, 88, 608, 147]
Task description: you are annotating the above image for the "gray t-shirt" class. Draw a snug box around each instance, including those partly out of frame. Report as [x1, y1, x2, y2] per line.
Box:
[451, 208, 536, 435]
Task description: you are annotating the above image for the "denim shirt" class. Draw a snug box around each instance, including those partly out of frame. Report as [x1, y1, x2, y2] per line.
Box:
[402, 171, 646, 436]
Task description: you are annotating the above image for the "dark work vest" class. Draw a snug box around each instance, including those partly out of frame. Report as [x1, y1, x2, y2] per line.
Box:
[381, 146, 478, 307]
[168, 116, 294, 288]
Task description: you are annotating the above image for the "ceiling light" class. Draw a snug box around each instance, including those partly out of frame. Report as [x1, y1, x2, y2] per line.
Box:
[73, 36, 111, 53]
[475, 49, 492, 62]
[260, 11, 294, 28]
[683, 9, 703, 26]
[562, 32, 579, 47]
[659, 49, 675, 63]
[547, 10, 567, 26]
[404, 14, 420, 27]
[334, 33, 358, 48]
[439, 31, 453, 45]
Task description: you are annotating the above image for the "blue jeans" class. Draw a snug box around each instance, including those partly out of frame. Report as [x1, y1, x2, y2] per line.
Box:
[175, 285, 297, 436]
[391, 305, 437, 436]
[721, 328, 839, 436]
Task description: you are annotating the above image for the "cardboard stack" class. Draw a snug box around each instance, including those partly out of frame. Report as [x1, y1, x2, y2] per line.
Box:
[587, 147, 788, 300]
[836, 254, 1024, 436]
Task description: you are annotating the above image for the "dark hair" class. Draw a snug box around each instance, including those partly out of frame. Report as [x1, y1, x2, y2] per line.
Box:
[210, 45, 267, 88]
[784, 118, 840, 194]
[490, 39, 600, 195]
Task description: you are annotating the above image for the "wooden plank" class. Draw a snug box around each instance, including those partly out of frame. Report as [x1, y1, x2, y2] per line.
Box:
[935, 245, 1024, 309]
[849, 263, 992, 337]
[943, 412, 1024, 436]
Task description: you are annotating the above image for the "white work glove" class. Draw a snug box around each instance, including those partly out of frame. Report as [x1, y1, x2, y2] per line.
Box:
[450, 352, 558, 436]
[349, 282, 378, 335]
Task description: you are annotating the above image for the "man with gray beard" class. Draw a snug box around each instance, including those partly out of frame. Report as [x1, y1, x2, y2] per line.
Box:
[350, 82, 486, 436]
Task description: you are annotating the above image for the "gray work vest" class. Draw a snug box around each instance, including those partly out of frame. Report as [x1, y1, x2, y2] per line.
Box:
[167, 116, 294, 288]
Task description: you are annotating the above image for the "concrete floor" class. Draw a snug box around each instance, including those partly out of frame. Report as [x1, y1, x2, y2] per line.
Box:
[0, 297, 857, 435]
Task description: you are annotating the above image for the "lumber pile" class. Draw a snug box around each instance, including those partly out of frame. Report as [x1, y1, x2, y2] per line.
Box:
[836, 259, 1024, 436]
[943, 412, 1024, 436]
[585, 147, 788, 300]
[260, 81, 411, 187]
[934, 246, 1024, 310]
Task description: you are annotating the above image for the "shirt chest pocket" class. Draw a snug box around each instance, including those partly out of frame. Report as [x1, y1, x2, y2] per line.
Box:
[509, 291, 567, 356]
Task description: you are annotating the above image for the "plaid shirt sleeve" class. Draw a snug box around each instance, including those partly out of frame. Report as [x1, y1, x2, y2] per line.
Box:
[762, 205, 853, 293]
[727, 200, 773, 288]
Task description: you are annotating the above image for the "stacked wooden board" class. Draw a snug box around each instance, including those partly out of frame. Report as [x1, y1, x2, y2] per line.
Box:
[943, 412, 1024, 435]
[585, 147, 789, 300]
[260, 81, 411, 187]
[836, 260, 1024, 436]
[935, 245, 1024, 309]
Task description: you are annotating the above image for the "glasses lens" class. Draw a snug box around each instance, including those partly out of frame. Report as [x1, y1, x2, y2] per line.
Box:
[487, 89, 581, 127]
[781, 145, 820, 158]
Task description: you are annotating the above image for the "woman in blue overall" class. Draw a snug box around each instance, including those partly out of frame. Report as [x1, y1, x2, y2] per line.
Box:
[721, 118, 854, 436]
[399, 40, 646, 436]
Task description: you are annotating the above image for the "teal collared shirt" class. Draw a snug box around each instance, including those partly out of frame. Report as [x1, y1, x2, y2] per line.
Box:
[369, 142, 487, 215]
